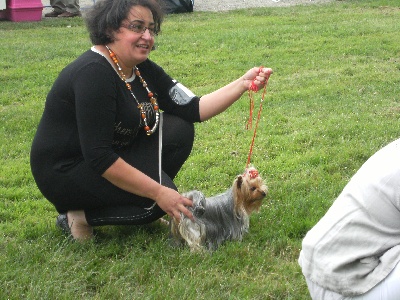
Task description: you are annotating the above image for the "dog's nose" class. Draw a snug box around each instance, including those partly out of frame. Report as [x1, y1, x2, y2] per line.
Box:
[261, 191, 266, 197]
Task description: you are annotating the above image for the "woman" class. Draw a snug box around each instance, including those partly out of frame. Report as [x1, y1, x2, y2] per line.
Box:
[30, 0, 272, 241]
[299, 138, 400, 299]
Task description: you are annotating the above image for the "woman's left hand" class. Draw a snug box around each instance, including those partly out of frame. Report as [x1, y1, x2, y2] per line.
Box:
[243, 67, 273, 91]
[198, 66, 273, 121]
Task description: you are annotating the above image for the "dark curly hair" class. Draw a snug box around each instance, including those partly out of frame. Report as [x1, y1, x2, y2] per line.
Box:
[85, 0, 164, 45]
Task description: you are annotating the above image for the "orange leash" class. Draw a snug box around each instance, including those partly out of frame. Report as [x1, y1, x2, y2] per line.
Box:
[245, 68, 270, 169]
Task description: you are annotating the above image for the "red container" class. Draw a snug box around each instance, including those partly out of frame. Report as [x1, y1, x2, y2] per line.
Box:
[6, 0, 43, 22]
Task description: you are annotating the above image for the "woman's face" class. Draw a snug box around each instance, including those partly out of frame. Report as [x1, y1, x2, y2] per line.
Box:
[110, 5, 156, 68]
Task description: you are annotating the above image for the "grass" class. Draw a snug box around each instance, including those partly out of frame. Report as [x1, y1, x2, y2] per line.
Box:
[1, 0, 400, 298]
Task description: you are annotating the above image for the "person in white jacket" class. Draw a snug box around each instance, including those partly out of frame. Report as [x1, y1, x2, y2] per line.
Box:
[299, 137, 400, 300]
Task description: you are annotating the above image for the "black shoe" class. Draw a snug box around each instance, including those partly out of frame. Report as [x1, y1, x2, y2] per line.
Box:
[58, 11, 81, 18]
[44, 10, 63, 17]
[56, 214, 71, 235]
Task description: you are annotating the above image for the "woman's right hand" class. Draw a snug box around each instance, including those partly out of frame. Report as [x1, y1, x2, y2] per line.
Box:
[154, 186, 194, 222]
[102, 158, 194, 222]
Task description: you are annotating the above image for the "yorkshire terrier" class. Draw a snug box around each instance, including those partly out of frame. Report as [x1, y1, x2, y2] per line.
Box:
[170, 167, 268, 252]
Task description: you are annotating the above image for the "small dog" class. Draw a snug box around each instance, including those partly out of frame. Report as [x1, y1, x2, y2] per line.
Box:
[170, 167, 268, 252]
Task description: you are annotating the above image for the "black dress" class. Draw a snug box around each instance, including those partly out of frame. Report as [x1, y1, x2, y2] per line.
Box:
[30, 49, 200, 225]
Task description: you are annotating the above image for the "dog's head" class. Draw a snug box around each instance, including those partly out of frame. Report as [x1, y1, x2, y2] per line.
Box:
[233, 167, 268, 214]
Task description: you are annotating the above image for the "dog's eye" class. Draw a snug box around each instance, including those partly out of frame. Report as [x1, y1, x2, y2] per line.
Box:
[250, 187, 257, 191]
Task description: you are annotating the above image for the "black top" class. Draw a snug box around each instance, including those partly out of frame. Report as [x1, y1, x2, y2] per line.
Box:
[32, 50, 200, 175]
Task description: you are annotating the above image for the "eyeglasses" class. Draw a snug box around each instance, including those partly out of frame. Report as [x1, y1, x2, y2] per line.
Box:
[122, 22, 158, 37]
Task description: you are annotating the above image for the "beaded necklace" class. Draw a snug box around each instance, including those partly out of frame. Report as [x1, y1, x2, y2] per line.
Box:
[105, 45, 160, 136]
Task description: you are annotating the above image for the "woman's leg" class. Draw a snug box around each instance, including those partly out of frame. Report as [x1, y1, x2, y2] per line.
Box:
[161, 113, 195, 179]
[64, 0, 80, 13]
[84, 171, 174, 226]
[85, 114, 195, 226]
[36, 113, 194, 232]
[67, 210, 94, 241]
[50, 0, 66, 12]
[83, 114, 194, 226]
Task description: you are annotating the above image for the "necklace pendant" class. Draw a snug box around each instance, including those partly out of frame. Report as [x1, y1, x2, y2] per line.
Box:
[105, 45, 160, 136]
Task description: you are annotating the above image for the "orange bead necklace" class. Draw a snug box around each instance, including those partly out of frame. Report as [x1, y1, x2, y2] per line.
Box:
[105, 45, 160, 136]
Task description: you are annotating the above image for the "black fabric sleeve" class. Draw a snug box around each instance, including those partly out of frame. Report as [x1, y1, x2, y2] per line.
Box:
[138, 60, 201, 123]
[72, 62, 120, 174]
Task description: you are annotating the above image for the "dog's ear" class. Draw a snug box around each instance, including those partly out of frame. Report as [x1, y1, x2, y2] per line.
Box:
[236, 175, 243, 189]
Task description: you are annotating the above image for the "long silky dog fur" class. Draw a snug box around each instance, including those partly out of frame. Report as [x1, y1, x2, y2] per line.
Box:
[170, 167, 267, 251]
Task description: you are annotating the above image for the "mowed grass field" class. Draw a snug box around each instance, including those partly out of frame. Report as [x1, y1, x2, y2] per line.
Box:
[1, 1, 399, 298]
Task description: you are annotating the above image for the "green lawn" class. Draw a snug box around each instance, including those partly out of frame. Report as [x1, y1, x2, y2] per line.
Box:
[1, 0, 399, 299]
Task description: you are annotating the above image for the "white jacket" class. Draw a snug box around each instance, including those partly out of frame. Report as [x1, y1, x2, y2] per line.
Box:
[299, 138, 400, 296]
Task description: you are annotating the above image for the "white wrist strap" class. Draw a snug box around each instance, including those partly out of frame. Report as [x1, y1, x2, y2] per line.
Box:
[145, 112, 163, 210]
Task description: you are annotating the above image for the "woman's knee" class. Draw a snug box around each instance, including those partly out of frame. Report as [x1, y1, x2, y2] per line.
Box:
[162, 113, 194, 146]
[161, 114, 194, 178]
